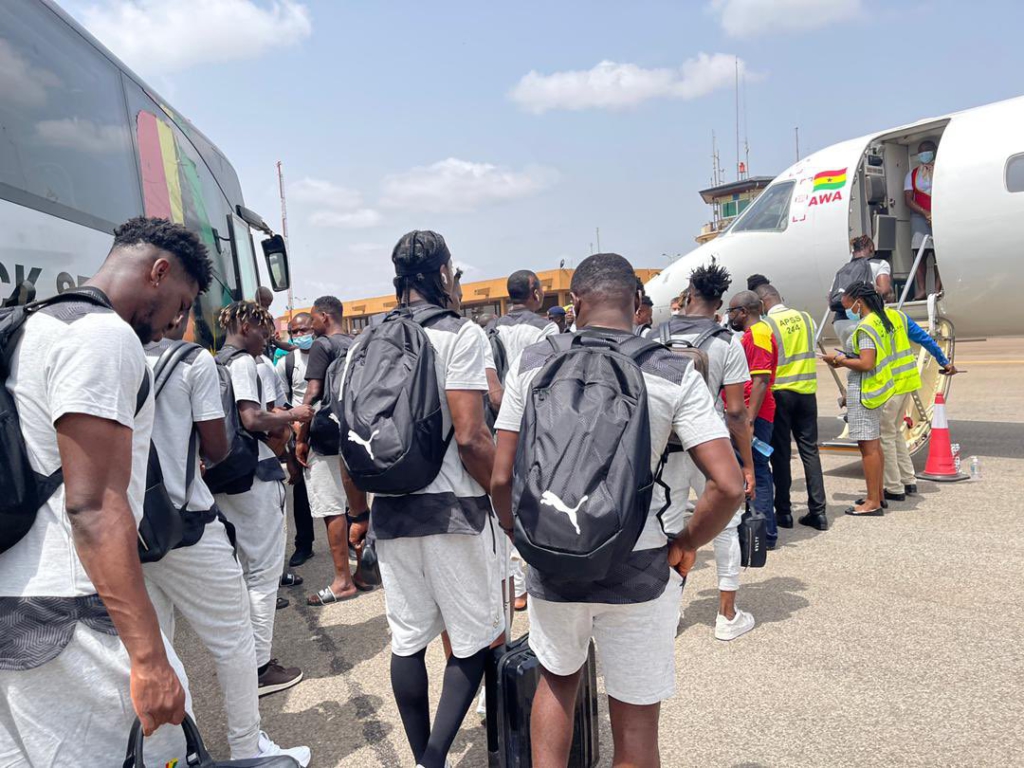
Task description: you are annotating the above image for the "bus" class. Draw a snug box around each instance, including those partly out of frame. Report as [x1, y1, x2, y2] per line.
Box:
[0, 0, 290, 347]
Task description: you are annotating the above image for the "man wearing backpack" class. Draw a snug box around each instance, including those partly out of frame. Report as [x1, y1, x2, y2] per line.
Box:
[143, 318, 312, 765]
[339, 230, 502, 768]
[213, 301, 314, 698]
[487, 270, 559, 610]
[275, 312, 317, 567]
[0, 217, 211, 764]
[656, 260, 759, 641]
[295, 296, 363, 607]
[491, 253, 745, 768]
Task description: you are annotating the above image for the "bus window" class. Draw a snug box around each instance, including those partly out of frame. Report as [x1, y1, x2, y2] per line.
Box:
[0, 0, 141, 228]
[230, 215, 261, 302]
[730, 181, 796, 234]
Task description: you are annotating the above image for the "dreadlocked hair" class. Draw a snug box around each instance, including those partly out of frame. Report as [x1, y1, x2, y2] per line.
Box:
[689, 257, 732, 301]
[845, 281, 894, 334]
[218, 300, 273, 333]
[391, 230, 452, 309]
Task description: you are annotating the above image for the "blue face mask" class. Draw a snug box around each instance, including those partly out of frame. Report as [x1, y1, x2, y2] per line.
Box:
[845, 307, 861, 322]
[292, 334, 313, 350]
[917, 151, 935, 164]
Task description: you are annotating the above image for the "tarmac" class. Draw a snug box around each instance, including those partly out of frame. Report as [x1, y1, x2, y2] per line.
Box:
[178, 337, 1024, 767]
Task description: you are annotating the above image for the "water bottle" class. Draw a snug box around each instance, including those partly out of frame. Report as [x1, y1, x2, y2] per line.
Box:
[752, 437, 774, 457]
[951, 443, 961, 473]
[969, 456, 981, 480]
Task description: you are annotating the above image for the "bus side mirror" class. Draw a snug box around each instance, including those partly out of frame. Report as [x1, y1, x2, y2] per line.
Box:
[261, 235, 290, 292]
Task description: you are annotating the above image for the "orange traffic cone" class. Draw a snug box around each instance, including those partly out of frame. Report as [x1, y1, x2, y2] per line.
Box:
[918, 393, 969, 482]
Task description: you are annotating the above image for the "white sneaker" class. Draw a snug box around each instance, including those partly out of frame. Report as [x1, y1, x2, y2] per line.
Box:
[476, 687, 487, 715]
[715, 609, 756, 641]
[256, 731, 311, 767]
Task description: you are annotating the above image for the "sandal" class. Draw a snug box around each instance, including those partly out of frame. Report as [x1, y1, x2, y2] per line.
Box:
[307, 586, 361, 607]
[855, 498, 888, 509]
[280, 572, 303, 587]
[844, 506, 884, 517]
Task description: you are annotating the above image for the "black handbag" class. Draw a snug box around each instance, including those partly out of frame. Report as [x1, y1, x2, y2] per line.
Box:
[738, 500, 768, 568]
[123, 714, 298, 767]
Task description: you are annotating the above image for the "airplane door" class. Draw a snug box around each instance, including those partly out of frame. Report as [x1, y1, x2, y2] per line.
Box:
[932, 97, 1024, 337]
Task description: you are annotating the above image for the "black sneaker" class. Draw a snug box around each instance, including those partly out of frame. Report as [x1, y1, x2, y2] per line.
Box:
[276, 596, 289, 610]
[905, 484, 919, 496]
[883, 490, 907, 502]
[258, 659, 303, 697]
[289, 548, 314, 568]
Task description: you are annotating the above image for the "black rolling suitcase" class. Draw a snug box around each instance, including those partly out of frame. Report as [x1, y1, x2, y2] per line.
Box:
[485, 632, 600, 767]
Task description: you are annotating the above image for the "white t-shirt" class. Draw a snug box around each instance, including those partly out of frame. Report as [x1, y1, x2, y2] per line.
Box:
[274, 349, 309, 404]
[489, 309, 559, 374]
[904, 165, 933, 196]
[224, 351, 276, 462]
[258, 354, 285, 408]
[495, 330, 729, 553]
[145, 341, 224, 512]
[338, 307, 491, 538]
[2, 303, 153, 597]
[869, 259, 891, 282]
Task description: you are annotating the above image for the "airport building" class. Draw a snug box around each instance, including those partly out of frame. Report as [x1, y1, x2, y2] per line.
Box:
[278, 267, 662, 335]
[696, 175, 774, 243]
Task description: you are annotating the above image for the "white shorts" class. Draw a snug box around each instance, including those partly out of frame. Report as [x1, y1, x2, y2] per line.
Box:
[377, 531, 504, 658]
[527, 569, 684, 706]
[0, 624, 190, 767]
[305, 450, 346, 519]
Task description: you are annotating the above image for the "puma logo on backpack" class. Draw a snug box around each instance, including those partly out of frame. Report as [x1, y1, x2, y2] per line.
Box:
[347, 429, 380, 461]
[540, 491, 588, 535]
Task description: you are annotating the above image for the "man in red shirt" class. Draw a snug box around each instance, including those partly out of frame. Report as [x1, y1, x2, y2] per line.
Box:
[727, 290, 779, 546]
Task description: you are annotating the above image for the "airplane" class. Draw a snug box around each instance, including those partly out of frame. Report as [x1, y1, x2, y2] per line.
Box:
[645, 95, 1024, 452]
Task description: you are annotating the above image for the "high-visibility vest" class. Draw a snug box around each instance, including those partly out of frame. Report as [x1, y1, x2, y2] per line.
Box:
[885, 308, 922, 395]
[851, 313, 896, 409]
[764, 308, 817, 394]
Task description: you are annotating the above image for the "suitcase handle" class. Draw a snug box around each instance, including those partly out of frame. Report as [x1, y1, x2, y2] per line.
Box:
[123, 713, 213, 768]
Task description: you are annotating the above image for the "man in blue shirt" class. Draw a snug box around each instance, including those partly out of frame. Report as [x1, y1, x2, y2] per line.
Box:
[882, 316, 957, 501]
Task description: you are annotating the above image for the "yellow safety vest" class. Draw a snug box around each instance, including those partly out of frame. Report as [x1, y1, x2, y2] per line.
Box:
[851, 313, 896, 409]
[885, 308, 922, 395]
[764, 308, 817, 395]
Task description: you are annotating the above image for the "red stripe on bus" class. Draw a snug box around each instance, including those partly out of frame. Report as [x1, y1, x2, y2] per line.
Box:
[136, 111, 172, 219]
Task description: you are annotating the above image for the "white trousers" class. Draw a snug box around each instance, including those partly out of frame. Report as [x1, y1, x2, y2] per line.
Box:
[881, 392, 916, 493]
[145, 519, 261, 759]
[510, 547, 526, 598]
[217, 479, 287, 668]
[0, 624, 190, 767]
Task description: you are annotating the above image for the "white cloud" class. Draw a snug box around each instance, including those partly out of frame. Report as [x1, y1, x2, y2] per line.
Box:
[0, 40, 59, 108]
[510, 54, 749, 114]
[380, 158, 557, 213]
[76, 0, 312, 76]
[290, 177, 363, 210]
[308, 208, 383, 229]
[710, 0, 861, 39]
[35, 118, 127, 154]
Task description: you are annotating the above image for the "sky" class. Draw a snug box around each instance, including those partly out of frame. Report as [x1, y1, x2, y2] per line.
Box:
[61, 0, 1024, 306]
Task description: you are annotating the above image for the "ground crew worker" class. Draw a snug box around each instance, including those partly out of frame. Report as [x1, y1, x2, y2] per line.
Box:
[756, 282, 829, 532]
[879, 307, 957, 503]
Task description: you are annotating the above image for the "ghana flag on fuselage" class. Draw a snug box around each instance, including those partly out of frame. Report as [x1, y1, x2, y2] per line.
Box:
[813, 168, 847, 190]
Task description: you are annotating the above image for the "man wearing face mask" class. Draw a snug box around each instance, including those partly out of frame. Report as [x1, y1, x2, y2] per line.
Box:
[726, 291, 779, 544]
[276, 313, 316, 566]
[904, 140, 941, 299]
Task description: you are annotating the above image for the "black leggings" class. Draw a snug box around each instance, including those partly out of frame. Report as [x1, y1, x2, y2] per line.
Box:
[390, 646, 490, 767]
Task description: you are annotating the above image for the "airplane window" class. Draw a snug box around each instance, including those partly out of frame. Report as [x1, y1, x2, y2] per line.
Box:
[1006, 154, 1024, 193]
[730, 181, 795, 233]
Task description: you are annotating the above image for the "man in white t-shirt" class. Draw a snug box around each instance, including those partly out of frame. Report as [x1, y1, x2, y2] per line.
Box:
[655, 260, 758, 641]
[492, 253, 744, 767]
[142, 319, 311, 765]
[0, 217, 211, 765]
[831, 235, 892, 346]
[341, 231, 501, 768]
[486, 269, 559, 610]
[276, 313, 317, 566]
[213, 301, 314, 698]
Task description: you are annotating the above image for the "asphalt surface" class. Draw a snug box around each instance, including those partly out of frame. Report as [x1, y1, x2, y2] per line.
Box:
[177, 337, 1024, 767]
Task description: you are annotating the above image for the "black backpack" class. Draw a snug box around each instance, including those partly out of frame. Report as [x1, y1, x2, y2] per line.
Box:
[338, 305, 456, 494]
[203, 347, 260, 495]
[829, 258, 874, 311]
[138, 341, 202, 563]
[657, 317, 733, 386]
[487, 327, 510, 385]
[511, 332, 671, 582]
[308, 334, 352, 456]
